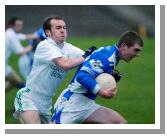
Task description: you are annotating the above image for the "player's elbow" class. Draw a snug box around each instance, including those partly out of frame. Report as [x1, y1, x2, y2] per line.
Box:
[52, 58, 70, 71]
[62, 66, 70, 71]
[76, 71, 89, 85]
[76, 73, 82, 82]
[17, 52, 24, 57]
[61, 63, 71, 71]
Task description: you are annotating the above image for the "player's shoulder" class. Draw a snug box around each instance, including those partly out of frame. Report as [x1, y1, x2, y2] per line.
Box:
[103, 45, 116, 51]
[64, 42, 75, 48]
[90, 45, 117, 60]
[5, 28, 16, 37]
[102, 45, 118, 55]
[35, 39, 48, 51]
[36, 38, 46, 46]
[36, 38, 61, 53]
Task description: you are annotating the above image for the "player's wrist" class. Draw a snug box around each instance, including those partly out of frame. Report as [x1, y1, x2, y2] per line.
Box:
[98, 88, 115, 98]
[92, 84, 101, 94]
[97, 89, 106, 97]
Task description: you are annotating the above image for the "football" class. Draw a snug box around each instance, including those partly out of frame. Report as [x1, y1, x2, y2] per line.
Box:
[95, 73, 116, 90]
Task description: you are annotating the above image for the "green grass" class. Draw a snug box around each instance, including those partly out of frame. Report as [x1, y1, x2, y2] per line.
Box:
[5, 37, 155, 124]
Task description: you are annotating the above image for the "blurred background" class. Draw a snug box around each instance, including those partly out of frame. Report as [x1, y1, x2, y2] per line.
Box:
[6, 5, 155, 37]
[5, 5, 155, 124]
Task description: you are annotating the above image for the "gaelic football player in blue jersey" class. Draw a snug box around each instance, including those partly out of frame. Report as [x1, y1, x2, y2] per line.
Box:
[51, 31, 143, 124]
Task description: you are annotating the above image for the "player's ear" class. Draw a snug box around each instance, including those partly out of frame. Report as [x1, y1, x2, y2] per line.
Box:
[119, 43, 128, 52]
[122, 43, 127, 47]
[120, 43, 127, 49]
[45, 30, 51, 37]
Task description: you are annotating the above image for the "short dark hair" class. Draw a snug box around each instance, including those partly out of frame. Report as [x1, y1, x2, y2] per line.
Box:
[117, 31, 143, 48]
[8, 17, 23, 27]
[43, 16, 63, 37]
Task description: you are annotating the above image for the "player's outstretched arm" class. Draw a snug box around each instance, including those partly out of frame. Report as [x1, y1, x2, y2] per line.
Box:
[52, 57, 85, 71]
[17, 46, 33, 56]
[52, 46, 97, 71]
[25, 34, 39, 40]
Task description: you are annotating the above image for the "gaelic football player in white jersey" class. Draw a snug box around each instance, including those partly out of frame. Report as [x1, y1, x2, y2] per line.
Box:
[13, 16, 96, 124]
[5, 17, 37, 91]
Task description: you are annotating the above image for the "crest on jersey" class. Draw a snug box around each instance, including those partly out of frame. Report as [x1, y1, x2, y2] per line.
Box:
[89, 59, 104, 73]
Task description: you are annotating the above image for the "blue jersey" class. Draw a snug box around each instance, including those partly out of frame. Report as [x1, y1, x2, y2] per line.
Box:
[67, 45, 120, 99]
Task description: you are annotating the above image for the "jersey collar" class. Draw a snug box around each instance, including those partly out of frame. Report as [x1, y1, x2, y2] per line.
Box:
[113, 44, 120, 65]
[114, 44, 120, 57]
[47, 37, 65, 48]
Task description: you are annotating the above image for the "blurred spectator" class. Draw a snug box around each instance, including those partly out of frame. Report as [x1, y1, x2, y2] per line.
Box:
[18, 27, 46, 79]
[5, 17, 37, 91]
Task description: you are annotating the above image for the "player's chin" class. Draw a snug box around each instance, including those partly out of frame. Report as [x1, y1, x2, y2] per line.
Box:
[60, 38, 66, 43]
[126, 57, 134, 63]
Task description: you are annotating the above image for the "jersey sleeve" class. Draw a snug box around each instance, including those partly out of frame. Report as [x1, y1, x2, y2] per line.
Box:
[34, 42, 63, 63]
[72, 46, 84, 57]
[76, 70, 101, 94]
[67, 43, 84, 58]
[75, 59, 105, 94]
[75, 49, 116, 94]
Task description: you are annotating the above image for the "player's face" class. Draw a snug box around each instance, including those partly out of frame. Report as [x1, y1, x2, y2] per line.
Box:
[48, 19, 67, 44]
[13, 20, 23, 33]
[121, 43, 142, 62]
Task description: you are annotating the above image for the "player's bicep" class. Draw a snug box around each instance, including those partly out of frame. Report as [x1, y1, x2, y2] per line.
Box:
[52, 57, 67, 68]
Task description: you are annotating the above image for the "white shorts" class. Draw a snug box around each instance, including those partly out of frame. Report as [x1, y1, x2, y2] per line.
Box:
[52, 89, 101, 124]
[13, 87, 52, 123]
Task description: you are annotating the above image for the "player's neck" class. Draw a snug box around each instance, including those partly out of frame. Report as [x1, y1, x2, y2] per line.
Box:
[56, 41, 64, 48]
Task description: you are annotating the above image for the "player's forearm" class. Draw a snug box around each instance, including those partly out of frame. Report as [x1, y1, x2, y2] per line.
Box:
[17, 46, 33, 56]
[66, 57, 85, 69]
[26, 34, 38, 40]
[52, 57, 85, 71]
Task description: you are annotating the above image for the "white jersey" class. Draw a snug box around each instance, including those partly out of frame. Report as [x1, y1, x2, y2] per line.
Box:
[14, 37, 84, 119]
[26, 37, 84, 98]
[5, 28, 26, 76]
